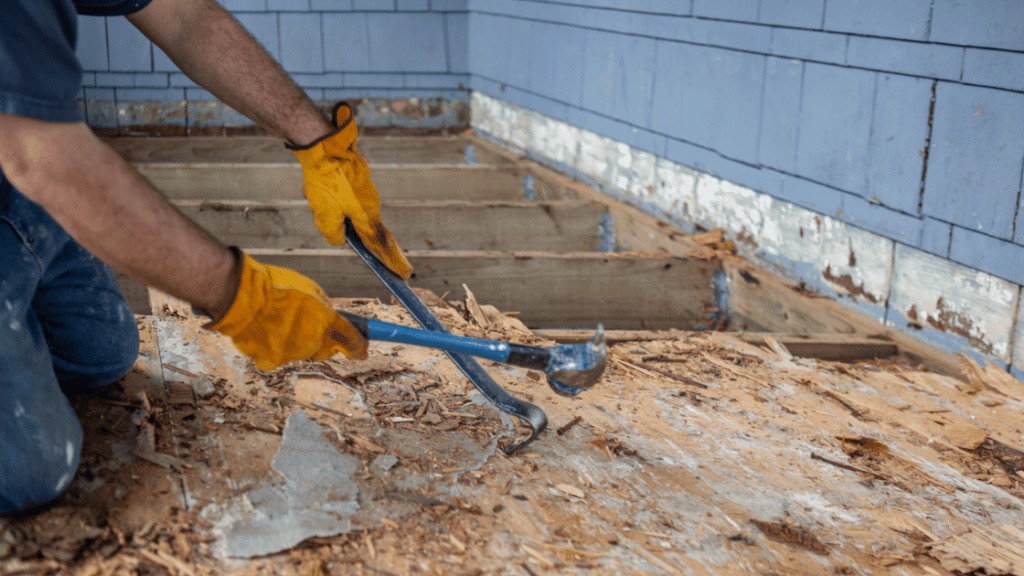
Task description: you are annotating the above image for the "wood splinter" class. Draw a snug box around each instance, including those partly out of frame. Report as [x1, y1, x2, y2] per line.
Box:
[556, 416, 583, 436]
[810, 452, 888, 480]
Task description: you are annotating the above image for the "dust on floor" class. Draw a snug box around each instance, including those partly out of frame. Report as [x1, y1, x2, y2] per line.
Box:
[4, 289, 1024, 576]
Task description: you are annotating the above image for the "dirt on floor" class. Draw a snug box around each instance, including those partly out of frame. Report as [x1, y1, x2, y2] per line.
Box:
[4, 289, 1024, 576]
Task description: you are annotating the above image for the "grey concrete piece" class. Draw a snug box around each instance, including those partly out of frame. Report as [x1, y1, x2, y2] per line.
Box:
[223, 411, 360, 558]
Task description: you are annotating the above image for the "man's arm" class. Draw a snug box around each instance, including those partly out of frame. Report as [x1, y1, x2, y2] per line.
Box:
[0, 114, 239, 319]
[126, 0, 331, 146]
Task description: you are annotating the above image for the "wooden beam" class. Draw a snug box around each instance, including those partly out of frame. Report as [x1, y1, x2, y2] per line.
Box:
[244, 249, 720, 330]
[104, 135, 511, 165]
[723, 260, 962, 376]
[174, 199, 608, 251]
[138, 163, 534, 202]
[736, 333, 899, 362]
[532, 329, 690, 344]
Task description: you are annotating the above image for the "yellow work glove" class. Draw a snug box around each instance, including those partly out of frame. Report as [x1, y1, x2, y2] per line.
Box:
[288, 102, 413, 280]
[207, 250, 367, 371]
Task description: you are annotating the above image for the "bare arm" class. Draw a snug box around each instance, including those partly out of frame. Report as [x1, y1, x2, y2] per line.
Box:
[0, 114, 239, 318]
[127, 0, 332, 146]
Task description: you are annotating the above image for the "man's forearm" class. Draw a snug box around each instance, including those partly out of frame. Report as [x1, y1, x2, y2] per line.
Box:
[0, 115, 239, 318]
[128, 0, 332, 146]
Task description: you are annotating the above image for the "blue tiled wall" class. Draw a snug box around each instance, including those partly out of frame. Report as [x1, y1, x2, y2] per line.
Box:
[466, 0, 1024, 289]
[76, 0, 470, 126]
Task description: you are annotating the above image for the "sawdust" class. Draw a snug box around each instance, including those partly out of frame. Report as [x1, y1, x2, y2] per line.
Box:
[7, 296, 1024, 575]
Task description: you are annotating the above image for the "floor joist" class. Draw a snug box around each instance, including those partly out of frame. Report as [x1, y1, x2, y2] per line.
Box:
[141, 163, 536, 202]
[246, 249, 720, 330]
[173, 199, 609, 251]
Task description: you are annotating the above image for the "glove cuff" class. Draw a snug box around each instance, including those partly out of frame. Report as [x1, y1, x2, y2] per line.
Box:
[204, 249, 261, 336]
[285, 101, 356, 151]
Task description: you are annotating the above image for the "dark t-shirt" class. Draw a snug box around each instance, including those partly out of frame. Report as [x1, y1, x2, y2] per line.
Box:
[0, 0, 153, 204]
[0, 0, 153, 123]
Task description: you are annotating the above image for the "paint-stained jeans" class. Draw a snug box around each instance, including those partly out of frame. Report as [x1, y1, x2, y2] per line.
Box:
[0, 183, 139, 515]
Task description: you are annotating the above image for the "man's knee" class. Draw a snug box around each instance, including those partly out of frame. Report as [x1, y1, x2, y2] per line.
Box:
[49, 297, 140, 389]
[0, 410, 82, 516]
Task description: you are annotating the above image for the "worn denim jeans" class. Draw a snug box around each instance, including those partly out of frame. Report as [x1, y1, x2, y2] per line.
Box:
[0, 181, 139, 515]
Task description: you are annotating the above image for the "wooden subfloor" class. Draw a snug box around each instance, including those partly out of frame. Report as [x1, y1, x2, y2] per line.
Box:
[4, 133, 1024, 575]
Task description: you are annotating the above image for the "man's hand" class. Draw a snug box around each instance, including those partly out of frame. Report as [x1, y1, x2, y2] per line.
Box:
[289, 103, 414, 280]
[208, 251, 368, 370]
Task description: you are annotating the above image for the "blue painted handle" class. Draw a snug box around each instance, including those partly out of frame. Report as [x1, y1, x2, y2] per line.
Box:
[363, 317, 512, 363]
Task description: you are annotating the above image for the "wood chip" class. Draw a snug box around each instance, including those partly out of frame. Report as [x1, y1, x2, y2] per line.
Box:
[555, 483, 586, 498]
[521, 544, 555, 568]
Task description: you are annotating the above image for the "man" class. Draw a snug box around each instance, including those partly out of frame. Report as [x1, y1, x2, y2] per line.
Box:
[0, 0, 412, 515]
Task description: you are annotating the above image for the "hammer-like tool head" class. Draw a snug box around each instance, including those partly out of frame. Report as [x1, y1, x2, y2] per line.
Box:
[543, 325, 607, 396]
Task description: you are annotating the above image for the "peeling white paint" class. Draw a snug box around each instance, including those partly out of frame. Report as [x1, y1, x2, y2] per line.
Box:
[652, 159, 697, 217]
[889, 245, 1017, 363]
[818, 217, 894, 309]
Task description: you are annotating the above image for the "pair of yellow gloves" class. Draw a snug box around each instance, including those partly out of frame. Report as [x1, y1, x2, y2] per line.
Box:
[208, 103, 408, 370]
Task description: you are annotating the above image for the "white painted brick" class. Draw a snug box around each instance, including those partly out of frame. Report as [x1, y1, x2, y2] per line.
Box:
[576, 129, 616, 189]
[695, 176, 766, 258]
[817, 217, 894, 314]
[530, 116, 579, 167]
[758, 200, 823, 266]
[888, 244, 1018, 364]
[652, 158, 697, 220]
[623, 148, 658, 203]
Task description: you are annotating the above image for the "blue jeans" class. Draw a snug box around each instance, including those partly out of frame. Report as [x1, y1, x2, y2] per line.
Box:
[0, 182, 139, 515]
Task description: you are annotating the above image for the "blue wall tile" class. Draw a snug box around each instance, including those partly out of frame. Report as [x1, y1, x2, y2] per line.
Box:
[652, 42, 765, 165]
[759, 0, 825, 29]
[290, 72, 346, 88]
[665, 139, 763, 190]
[949, 226, 1024, 285]
[95, 73, 135, 87]
[106, 17, 151, 72]
[581, 30, 656, 128]
[397, 0, 429, 9]
[823, 0, 932, 41]
[222, 0, 267, 11]
[963, 48, 1024, 92]
[573, 0, 690, 15]
[758, 56, 802, 173]
[235, 13, 281, 62]
[75, 15, 108, 71]
[702, 20, 772, 53]
[692, 0, 759, 23]
[354, 0, 395, 10]
[930, 0, 1024, 51]
[847, 37, 964, 81]
[795, 63, 876, 196]
[842, 195, 924, 245]
[346, 73, 405, 87]
[280, 13, 324, 73]
[776, 175, 845, 216]
[866, 74, 932, 214]
[921, 217, 953, 256]
[268, 0, 310, 10]
[769, 27, 847, 65]
[133, 73, 171, 88]
[323, 13, 370, 70]
[431, 0, 468, 10]
[366, 13, 448, 72]
[169, 72, 199, 87]
[447, 13, 468, 73]
[153, 46, 178, 73]
[527, 21, 586, 107]
[310, 0, 353, 10]
[405, 73, 468, 88]
[922, 82, 1024, 239]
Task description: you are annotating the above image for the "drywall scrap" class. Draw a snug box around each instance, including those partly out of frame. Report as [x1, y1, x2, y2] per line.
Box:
[4, 292, 1024, 575]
